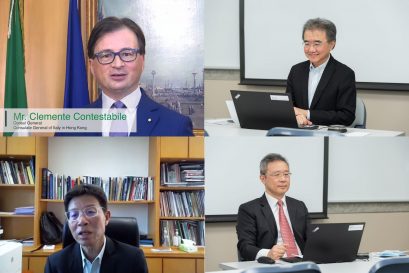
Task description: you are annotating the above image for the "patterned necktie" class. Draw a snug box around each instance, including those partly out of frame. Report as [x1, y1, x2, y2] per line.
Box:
[109, 101, 128, 137]
[277, 200, 299, 257]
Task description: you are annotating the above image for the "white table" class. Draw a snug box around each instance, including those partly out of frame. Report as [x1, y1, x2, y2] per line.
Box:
[205, 119, 405, 137]
[211, 259, 378, 273]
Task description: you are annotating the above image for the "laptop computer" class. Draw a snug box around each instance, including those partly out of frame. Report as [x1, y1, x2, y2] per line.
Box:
[283, 222, 365, 264]
[230, 90, 298, 130]
[225, 100, 240, 126]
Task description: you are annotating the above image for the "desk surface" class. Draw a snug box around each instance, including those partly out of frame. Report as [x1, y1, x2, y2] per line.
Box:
[23, 245, 205, 258]
[214, 259, 377, 273]
[205, 119, 405, 137]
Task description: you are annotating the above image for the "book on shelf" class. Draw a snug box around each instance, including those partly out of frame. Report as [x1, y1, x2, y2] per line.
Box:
[0, 159, 34, 185]
[140, 239, 154, 247]
[160, 190, 204, 217]
[14, 206, 34, 215]
[160, 162, 204, 186]
[41, 168, 154, 201]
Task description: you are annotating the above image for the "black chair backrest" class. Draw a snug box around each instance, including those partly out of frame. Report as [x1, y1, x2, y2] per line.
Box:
[369, 257, 409, 273]
[62, 216, 140, 248]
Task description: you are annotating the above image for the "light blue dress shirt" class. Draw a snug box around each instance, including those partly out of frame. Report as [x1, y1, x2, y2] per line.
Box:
[307, 56, 330, 119]
[80, 236, 107, 273]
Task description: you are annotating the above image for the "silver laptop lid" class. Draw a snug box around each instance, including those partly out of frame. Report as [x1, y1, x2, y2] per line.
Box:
[225, 100, 240, 126]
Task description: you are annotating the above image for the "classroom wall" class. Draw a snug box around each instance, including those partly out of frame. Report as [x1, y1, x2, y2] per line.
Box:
[204, 70, 409, 134]
[0, 0, 72, 108]
[205, 210, 409, 272]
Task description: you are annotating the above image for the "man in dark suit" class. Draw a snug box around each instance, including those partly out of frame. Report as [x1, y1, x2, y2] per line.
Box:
[236, 153, 309, 261]
[286, 18, 356, 126]
[84, 88, 193, 136]
[45, 184, 148, 273]
[59, 17, 193, 136]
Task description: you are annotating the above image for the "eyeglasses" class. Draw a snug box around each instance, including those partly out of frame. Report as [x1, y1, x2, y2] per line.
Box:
[65, 206, 105, 222]
[302, 41, 325, 49]
[266, 172, 292, 179]
[93, 48, 141, 65]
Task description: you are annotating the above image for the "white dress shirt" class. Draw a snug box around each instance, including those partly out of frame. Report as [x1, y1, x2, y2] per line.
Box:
[255, 193, 302, 260]
[101, 88, 141, 136]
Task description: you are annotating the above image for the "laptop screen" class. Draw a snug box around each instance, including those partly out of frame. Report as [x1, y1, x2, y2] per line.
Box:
[230, 90, 298, 130]
[303, 222, 365, 263]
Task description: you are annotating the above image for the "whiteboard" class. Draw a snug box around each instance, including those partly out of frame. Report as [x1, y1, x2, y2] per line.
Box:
[205, 0, 240, 69]
[328, 137, 409, 202]
[242, 0, 409, 87]
[205, 137, 327, 220]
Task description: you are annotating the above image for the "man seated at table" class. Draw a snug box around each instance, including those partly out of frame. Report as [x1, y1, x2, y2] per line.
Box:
[236, 153, 310, 261]
[286, 18, 356, 126]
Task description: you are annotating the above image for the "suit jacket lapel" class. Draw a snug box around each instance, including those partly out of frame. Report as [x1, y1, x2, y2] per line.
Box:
[100, 237, 115, 273]
[89, 95, 103, 108]
[286, 197, 304, 248]
[300, 62, 310, 109]
[310, 55, 335, 109]
[260, 194, 278, 238]
[69, 244, 84, 272]
[134, 89, 161, 136]
[286, 198, 298, 230]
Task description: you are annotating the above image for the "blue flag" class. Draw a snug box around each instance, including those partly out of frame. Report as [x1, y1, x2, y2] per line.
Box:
[64, 0, 89, 108]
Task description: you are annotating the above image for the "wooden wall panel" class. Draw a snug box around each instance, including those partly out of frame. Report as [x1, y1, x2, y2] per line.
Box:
[24, 0, 69, 108]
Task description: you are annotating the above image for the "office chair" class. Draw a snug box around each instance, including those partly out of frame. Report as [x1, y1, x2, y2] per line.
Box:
[237, 250, 244, 262]
[350, 96, 366, 128]
[368, 257, 409, 273]
[240, 262, 320, 273]
[62, 217, 140, 248]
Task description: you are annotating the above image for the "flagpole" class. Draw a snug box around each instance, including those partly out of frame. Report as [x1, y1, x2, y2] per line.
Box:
[7, 0, 15, 38]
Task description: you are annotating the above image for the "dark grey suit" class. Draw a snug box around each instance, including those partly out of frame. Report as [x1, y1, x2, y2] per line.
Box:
[236, 194, 309, 261]
[44, 236, 148, 273]
[286, 55, 356, 126]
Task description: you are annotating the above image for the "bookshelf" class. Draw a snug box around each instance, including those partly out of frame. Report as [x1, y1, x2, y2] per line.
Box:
[0, 137, 48, 246]
[149, 137, 205, 248]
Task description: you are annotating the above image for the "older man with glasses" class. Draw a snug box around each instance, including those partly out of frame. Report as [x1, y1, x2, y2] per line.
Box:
[286, 18, 356, 127]
[45, 184, 148, 273]
[236, 153, 310, 262]
[64, 16, 193, 137]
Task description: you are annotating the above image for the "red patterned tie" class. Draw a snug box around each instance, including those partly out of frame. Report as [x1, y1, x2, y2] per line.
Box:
[278, 200, 299, 257]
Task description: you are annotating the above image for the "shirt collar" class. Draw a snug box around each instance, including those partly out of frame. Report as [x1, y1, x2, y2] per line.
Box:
[80, 236, 106, 267]
[265, 192, 287, 208]
[101, 87, 142, 110]
[309, 55, 331, 71]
